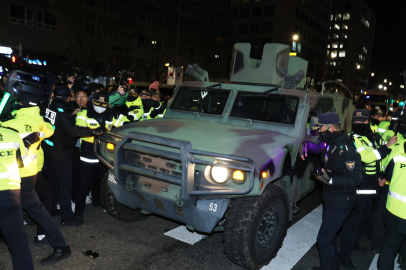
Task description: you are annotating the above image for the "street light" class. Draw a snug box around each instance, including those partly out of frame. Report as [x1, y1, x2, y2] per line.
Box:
[384, 87, 387, 90]
[379, 85, 383, 89]
[357, 65, 361, 69]
[384, 79, 387, 83]
[293, 34, 299, 41]
[165, 63, 170, 66]
[371, 73, 374, 76]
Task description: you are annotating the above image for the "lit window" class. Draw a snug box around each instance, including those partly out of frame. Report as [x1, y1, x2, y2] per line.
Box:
[339, 51, 346, 57]
[401, 85, 405, 89]
[292, 41, 297, 52]
[371, 73, 374, 76]
[327, 44, 330, 48]
[151, 40, 157, 44]
[341, 33, 347, 39]
[359, 54, 365, 60]
[330, 14, 333, 21]
[337, 79, 342, 82]
[389, 82, 392, 85]
[330, 62, 336, 66]
[335, 14, 342, 20]
[342, 24, 348, 30]
[331, 50, 337, 58]
[333, 33, 339, 39]
[356, 64, 361, 69]
[384, 87, 387, 90]
[384, 79, 387, 83]
[379, 85, 383, 89]
[327, 50, 330, 56]
[332, 42, 338, 48]
[343, 13, 350, 20]
[297, 43, 301, 53]
[362, 16, 370, 28]
[363, 47, 368, 54]
[215, 55, 220, 58]
[334, 24, 340, 30]
[340, 43, 344, 48]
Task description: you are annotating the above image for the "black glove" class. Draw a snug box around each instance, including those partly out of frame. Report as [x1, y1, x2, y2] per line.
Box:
[142, 99, 154, 107]
[127, 115, 135, 122]
[92, 127, 105, 135]
[310, 167, 330, 185]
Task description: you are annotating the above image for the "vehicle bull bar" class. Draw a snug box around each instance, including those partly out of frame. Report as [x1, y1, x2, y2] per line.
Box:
[95, 131, 256, 204]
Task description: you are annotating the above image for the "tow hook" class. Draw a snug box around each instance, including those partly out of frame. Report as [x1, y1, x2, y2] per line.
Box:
[126, 180, 134, 192]
[175, 194, 184, 207]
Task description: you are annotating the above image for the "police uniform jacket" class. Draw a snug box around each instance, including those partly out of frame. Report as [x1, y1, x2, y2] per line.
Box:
[76, 105, 128, 162]
[350, 132, 389, 198]
[42, 100, 97, 160]
[1, 106, 53, 178]
[383, 141, 406, 234]
[309, 131, 362, 208]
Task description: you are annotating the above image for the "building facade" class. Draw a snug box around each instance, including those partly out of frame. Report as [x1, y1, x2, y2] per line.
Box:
[0, 0, 230, 83]
[327, 0, 376, 95]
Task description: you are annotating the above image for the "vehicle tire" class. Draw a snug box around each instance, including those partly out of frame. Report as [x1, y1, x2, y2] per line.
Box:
[222, 184, 289, 270]
[101, 171, 145, 222]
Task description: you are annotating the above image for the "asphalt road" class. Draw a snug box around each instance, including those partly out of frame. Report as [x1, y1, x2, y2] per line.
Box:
[0, 186, 398, 270]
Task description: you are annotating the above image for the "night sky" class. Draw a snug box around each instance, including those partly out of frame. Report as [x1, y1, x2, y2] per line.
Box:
[368, 0, 406, 63]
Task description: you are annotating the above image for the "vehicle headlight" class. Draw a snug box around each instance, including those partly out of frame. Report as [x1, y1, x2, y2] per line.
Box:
[211, 166, 229, 183]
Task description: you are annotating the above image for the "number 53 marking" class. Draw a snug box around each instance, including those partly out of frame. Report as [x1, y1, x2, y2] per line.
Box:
[209, 203, 217, 212]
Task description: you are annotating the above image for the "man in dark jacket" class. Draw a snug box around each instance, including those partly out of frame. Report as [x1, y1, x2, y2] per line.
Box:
[301, 113, 362, 270]
[42, 86, 103, 226]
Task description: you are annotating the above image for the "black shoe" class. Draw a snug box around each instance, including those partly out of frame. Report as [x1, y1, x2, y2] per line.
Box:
[33, 235, 48, 246]
[40, 245, 71, 265]
[74, 213, 84, 220]
[60, 217, 84, 226]
[340, 255, 356, 270]
[353, 243, 368, 253]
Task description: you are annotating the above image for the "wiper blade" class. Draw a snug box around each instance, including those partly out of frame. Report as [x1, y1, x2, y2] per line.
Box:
[207, 83, 221, 88]
[264, 87, 279, 94]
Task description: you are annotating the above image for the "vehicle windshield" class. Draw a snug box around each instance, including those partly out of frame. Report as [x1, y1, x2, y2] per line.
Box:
[171, 87, 230, 115]
[230, 92, 299, 125]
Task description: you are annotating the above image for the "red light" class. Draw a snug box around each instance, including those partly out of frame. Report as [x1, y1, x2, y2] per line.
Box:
[129, 78, 133, 83]
[11, 56, 16, 63]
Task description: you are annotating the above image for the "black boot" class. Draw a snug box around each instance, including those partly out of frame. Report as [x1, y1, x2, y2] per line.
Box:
[40, 245, 71, 265]
[60, 216, 84, 226]
[340, 255, 356, 270]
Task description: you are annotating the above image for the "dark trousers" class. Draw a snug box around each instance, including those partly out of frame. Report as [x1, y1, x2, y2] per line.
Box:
[71, 147, 80, 203]
[363, 198, 379, 238]
[378, 226, 406, 270]
[75, 160, 106, 217]
[43, 156, 74, 220]
[355, 197, 375, 244]
[372, 185, 389, 252]
[0, 190, 34, 270]
[21, 175, 67, 248]
[317, 203, 352, 270]
[35, 171, 53, 236]
[340, 196, 372, 260]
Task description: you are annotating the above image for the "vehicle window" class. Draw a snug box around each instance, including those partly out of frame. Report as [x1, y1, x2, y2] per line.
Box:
[171, 87, 230, 115]
[230, 92, 300, 125]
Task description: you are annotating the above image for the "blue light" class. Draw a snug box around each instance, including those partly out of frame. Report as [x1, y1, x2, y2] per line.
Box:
[400, 101, 405, 106]
[366, 95, 370, 98]
[43, 61, 47, 66]
[32, 76, 40, 81]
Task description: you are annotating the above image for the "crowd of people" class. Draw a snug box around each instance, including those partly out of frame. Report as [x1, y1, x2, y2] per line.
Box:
[302, 106, 406, 270]
[0, 70, 169, 269]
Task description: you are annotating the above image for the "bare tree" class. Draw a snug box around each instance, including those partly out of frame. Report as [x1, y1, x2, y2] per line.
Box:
[49, 0, 103, 70]
[145, 31, 171, 83]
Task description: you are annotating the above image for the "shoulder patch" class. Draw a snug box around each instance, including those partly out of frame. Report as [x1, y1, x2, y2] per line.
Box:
[345, 161, 355, 170]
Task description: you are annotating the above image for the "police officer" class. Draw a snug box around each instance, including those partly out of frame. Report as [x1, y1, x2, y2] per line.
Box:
[147, 89, 166, 120]
[0, 126, 33, 269]
[75, 91, 128, 218]
[42, 86, 104, 226]
[378, 139, 406, 269]
[1, 91, 71, 265]
[122, 87, 143, 122]
[301, 113, 362, 270]
[339, 109, 396, 269]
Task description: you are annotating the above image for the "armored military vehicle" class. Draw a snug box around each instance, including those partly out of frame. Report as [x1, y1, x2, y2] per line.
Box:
[96, 43, 355, 269]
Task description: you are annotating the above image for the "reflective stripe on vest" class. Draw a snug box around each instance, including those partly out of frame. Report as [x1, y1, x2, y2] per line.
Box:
[373, 149, 381, 160]
[389, 190, 406, 203]
[357, 190, 377, 195]
[387, 154, 406, 219]
[378, 128, 387, 133]
[128, 112, 139, 120]
[23, 154, 37, 166]
[0, 142, 20, 150]
[80, 156, 99, 163]
[357, 147, 366, 153]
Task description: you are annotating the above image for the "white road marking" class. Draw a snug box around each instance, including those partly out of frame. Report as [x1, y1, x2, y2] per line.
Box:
[262, 204, 323, 270]
[164, 226, 207, 245]
[368, 254, 401, 270]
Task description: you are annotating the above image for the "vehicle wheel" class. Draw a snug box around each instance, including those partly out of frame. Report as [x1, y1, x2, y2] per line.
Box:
[101, 171, 145, 222]
[222, 184, 289, 270]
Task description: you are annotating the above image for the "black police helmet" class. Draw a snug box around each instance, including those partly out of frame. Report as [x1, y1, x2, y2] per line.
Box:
[93, 91, 109, 107]
[54, 86, 71, 100]
[17, 91, 41, 107]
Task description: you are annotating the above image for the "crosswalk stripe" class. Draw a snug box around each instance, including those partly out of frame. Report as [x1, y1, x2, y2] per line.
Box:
[164, 226, 207, 245]
[368, 254, 401, 270]
[262, 204, 323, 270]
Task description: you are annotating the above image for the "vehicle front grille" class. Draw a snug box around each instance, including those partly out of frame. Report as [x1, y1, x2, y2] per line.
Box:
[125, 151, 182, 177]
